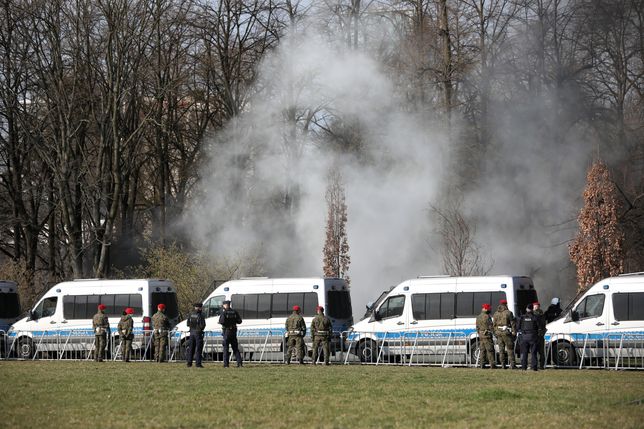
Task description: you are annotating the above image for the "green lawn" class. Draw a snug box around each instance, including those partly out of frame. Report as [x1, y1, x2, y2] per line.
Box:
[0, 362, 643, 428]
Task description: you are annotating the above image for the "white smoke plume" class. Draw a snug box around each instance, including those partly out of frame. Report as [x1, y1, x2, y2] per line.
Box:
[185, 15, 592, 318]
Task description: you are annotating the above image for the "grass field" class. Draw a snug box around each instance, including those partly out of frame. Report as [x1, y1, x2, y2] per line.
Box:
[1, 362, 643, 428]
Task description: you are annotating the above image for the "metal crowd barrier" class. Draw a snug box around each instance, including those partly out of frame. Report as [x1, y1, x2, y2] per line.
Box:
[1, 329, 643, 370]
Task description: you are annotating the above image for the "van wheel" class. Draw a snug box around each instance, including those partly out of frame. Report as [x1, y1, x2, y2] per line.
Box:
[357, 339, 378, 363]
[555, 342, 576, 367]
[18, 337, 34, 359]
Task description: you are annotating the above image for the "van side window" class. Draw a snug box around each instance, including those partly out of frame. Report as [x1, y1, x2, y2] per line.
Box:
[230, 292, 319, 319]
[376, 295, 405, 320]
[576, 294, 605, 319]
[613, 293, 644, 321]
[63, 294, 143, 319]
[412, 293, 458, 320]
[34, 297, 57, 319]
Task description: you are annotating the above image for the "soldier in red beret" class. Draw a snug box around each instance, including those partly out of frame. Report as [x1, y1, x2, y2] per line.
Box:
[118, 307, 135, 362]
[152, 303, 170, 362]
[285, 305, 306, 364]
[92, 304, 110, 362]
[311, 306, 332, 365]
[476, 303, 496, 368]
[493, 298, 517, 369]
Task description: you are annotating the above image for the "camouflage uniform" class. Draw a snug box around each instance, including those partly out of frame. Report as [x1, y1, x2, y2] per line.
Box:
[533, 307, 546, 369]
[311, 311, 332, 365]
[152, 310, 170, 362]
[285, 311, 306, 364]
[493, 304, 516, 369]
[117, 314, 134, 362]
[92, 310, 110, 362]
[475, 309, 496, 368]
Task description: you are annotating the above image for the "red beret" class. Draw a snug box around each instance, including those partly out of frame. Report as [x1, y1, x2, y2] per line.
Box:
[532, 301, 540, 306]
[499, 299, 508, 305]
[98, 304, 107, 311]
[316, 306, 324, 312]
[125, 307, 134, 315]
[292, 305, 301, 311]
[482, 303, 491, 311]
[157, 303, 166, 310]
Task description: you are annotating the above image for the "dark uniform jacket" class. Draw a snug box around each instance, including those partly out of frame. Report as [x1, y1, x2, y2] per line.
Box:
[219, 308, 242, 332]
[517, 312, 544, 337]
[545, 304, 562, 323]
[533, 308, 547, 336]
[117, 315, 134, 339]
[187, 311, 206, 333]
[311, 314, 332, 338]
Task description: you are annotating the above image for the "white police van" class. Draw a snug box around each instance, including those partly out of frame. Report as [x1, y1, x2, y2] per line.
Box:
[7, 279, 179, 359]
[545, 272, 644, 366]
[348, 275, 538, 363]
[173, 277, 353, 359]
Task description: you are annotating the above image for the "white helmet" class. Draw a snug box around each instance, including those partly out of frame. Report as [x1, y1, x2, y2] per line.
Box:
[551, 297, 560, 305]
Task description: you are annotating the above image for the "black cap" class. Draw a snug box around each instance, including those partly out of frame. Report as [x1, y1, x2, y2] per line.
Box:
[223, 300, 231, 305]
[193, 302, 203, 308]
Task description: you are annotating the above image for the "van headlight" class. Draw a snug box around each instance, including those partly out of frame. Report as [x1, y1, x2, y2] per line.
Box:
[7, 326, 14, 333]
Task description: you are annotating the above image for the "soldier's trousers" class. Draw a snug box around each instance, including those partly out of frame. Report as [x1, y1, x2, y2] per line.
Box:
[495, 333, 515, 366]
[537, 335, 545, 369]
[95, 334, 107, 361]
[121, 338, 132, 362]
[223, 330, 242, 367]
[286, 336, 304, 363]
[187, 331, 204, 366]
[154, 335, 168, 362]
[478, 336, 496, 368]
[312, 336, 330, 364]
[520, 334, 538, 370]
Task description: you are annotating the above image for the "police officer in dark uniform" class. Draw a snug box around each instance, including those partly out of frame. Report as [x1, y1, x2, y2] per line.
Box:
[186, 302, 206, 368]
[517, 304, 542, 371]
[218, 300, 243, 367]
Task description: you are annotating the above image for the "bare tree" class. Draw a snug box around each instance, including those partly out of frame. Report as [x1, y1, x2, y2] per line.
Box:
[431, 199, 492, 276]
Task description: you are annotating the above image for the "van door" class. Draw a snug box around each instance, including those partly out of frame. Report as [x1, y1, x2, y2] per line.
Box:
[372, 294, 409, 336]
[568, 293, 609, 337]
[29, 296, 61, 352]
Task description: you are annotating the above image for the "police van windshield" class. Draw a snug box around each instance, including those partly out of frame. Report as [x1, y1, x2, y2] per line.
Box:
[0, 293, 20, 318]
[152, 292, 179, 319]
[327, 290, 352, 319]
[362, 290, 390, 320]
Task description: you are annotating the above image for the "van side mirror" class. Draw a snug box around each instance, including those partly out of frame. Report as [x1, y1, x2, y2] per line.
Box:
[373, 311, 382, 321]
[29, 310, 38, 321]
[571, 310, 580, 322]
[365, 302, 373, 311]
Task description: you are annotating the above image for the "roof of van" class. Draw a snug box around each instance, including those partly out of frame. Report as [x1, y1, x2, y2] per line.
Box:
[590, 273, 644, 289]
[224, 277, 344, 284]
[409, 275, 529, 283]
[57, 278, 173, 287]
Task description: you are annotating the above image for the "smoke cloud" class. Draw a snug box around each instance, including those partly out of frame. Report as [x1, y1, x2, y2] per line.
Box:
[185, 15, 594, 319]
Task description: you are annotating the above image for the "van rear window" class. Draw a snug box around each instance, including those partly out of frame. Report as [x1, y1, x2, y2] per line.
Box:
[0, 293, 20, 318]
[151, 292, 179, 318]
[327, 290, 352, 319]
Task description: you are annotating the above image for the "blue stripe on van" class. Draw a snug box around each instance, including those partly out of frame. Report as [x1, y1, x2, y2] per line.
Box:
[347, 329, 477, 341]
